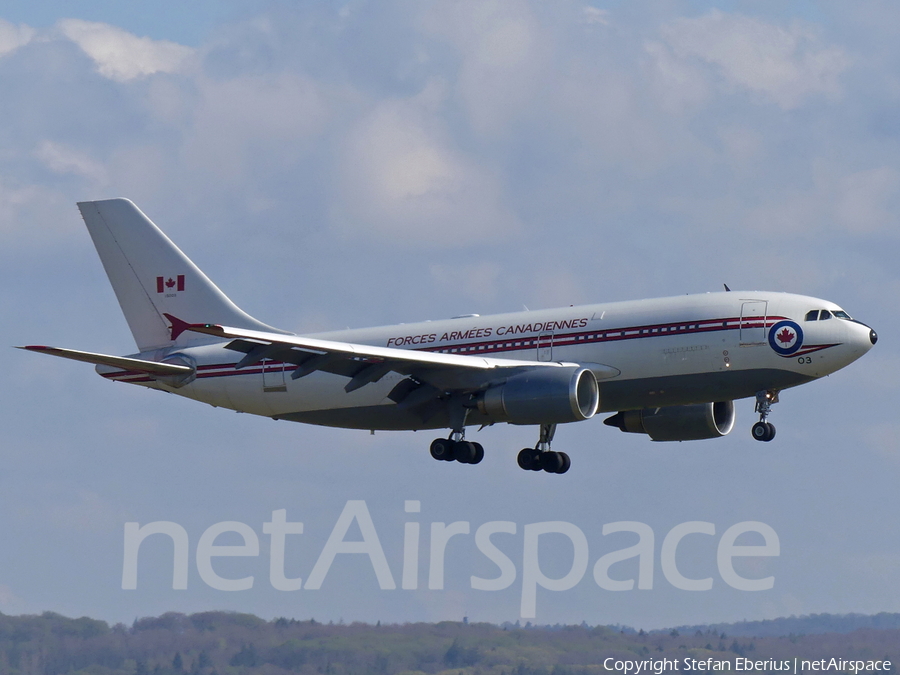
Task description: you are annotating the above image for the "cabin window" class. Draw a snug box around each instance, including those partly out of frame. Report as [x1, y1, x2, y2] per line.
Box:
[805, 310, 818, 321]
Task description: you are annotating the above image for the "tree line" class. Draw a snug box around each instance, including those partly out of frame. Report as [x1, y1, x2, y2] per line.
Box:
[0, 610, 895, 675]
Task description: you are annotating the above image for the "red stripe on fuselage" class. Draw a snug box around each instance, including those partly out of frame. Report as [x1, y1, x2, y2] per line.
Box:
[103, 315, 796, 383]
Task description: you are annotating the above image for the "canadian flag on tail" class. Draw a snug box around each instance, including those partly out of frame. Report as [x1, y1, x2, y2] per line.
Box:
[156, 275, 185, 293]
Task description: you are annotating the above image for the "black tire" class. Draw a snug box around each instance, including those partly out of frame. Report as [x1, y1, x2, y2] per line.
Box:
[430, 438, 455, 461]
[751, 422, 769, 441]
[764, 423, 776, 441]
[540, 451, 564, 473]
[517, 448, 537, 470]
[555, 452, 571, 474]
[470, 442, 485, 465]
[454, 441, 477, 464]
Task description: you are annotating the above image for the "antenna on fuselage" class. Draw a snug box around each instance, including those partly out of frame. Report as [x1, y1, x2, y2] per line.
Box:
[724, 284, 732, 292]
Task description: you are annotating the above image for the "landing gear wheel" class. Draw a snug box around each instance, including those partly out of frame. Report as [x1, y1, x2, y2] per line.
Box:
[453, 440, 477, 464]
[751, 422, 776, 442]
[430, 438, 456, 461]
[540, 451, 564, 473]
[517, 448, 540, 471]
[751, 422, 767, 440]
[470, 442, 484, 465]
[538, 451, 571, 474]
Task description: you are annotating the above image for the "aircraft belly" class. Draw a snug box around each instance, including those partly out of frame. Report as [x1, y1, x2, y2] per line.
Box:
[211, 369, 400, 417]
[173, 376, 241, 411]
[277, 406, 450, 431]
[597, 368, 813, 412]
[277, 405, 502, 432]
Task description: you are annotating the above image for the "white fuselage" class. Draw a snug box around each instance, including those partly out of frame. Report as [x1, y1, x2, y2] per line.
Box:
[101, 291, 874, 432]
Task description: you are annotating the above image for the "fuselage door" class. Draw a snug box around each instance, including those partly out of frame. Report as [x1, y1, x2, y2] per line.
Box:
[262, 360, 287, 392]
[740, 301, 768, 345]
[537, 332, 554, 361]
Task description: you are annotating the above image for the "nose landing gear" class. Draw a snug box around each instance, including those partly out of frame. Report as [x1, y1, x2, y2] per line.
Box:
[751, 390, 778, 442]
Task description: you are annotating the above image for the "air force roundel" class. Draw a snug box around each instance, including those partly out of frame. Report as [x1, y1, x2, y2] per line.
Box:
[769, 320, 803, 356]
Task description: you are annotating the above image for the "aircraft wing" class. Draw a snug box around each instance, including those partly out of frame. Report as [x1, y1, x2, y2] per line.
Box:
[174, 315, 573, 394]
[17, 345, 193, 376]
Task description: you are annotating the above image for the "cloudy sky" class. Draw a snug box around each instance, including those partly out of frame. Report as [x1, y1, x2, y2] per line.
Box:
[2, 1, 898, 629]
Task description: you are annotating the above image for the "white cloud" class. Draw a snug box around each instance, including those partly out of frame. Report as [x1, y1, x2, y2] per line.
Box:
[422, 1, 548, 135]
[334, 80, 520, 245]
[0, 18, 34, 57]
[0, 180, 42, 236]
[34, 140, 108, 185]
[643, 40, 711, 112]
[182, 72, 327, 181]
[57, 18, 193, 81]
[744, 164, 900, 236]
[716, 125, 764, 162]
[834, 166, 900, 233]
[654, 9, 850, 109]
[581, 7, 610, 26]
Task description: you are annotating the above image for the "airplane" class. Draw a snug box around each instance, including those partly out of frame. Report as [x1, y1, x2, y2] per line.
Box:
[20, 199, 877, 474]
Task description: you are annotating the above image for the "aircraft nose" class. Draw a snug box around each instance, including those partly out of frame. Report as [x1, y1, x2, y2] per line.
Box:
[844, 319, 876, 359]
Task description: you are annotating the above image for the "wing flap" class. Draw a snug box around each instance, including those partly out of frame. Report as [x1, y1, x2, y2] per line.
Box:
[172, 316, 585, 394]
[177, 318, 557, 373]
[18, 345, 193, 376]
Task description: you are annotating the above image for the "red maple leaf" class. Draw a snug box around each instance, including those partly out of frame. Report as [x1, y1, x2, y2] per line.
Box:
[165, 277, 176, 288]
[776, 327, 795, 345]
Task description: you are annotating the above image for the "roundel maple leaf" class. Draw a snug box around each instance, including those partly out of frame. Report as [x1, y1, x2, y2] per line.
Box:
[776, 327, 795, 345]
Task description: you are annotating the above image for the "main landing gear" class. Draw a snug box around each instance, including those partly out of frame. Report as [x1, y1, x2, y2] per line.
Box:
[516, 424, 571, 474]
[429, 434, 485, 465]
[428, 423, 570, 473]
[429, 400, 485, 465]
[751, 390, 778, 442]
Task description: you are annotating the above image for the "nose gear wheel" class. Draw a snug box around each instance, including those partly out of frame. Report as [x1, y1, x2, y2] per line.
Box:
[752, 390, 778, 442]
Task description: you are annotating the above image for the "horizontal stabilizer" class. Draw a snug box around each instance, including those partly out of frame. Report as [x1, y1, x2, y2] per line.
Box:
[17, 346, 193, 376]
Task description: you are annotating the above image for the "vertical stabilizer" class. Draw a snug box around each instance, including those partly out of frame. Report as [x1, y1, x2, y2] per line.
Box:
[78, 198, 284, 352]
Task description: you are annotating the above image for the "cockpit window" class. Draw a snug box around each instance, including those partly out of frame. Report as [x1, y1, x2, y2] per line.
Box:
[805, 308, 849, 321]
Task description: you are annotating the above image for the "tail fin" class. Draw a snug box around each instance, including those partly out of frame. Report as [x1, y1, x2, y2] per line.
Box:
[78, 198, 284, 352]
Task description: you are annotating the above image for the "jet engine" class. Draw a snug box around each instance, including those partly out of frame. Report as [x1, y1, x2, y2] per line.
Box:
[603, 401, 735, 441]
[477, 367, 599, 425]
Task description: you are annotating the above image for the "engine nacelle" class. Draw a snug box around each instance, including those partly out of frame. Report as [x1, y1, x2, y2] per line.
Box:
[604, 401, 735, 441]
[477, 367, 599, 425]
